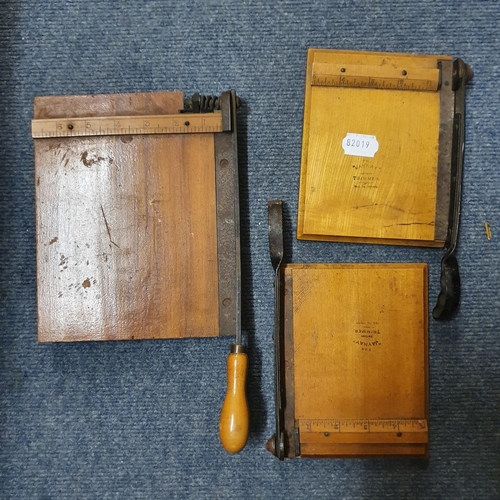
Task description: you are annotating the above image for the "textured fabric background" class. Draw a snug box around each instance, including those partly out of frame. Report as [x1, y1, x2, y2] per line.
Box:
[1, 1, 499, 498]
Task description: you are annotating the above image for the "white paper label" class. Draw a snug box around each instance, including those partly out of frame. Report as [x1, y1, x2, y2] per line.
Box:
[342, 133, 379, 158]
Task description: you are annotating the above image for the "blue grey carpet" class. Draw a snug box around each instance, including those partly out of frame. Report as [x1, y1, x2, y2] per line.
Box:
[1, 1, 499, 498]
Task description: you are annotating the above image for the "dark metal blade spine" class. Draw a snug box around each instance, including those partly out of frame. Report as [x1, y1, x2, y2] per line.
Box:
[433, 59, 472, 320]
[268, 200, 285, 459]
[215, 91, 241, 337]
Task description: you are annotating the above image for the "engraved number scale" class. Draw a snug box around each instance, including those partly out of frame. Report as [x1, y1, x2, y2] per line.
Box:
[31, 112, 223, 138]
[311, 62, 440, 91]
[298, 419, 429, 446]
[300, 419, 428, 433]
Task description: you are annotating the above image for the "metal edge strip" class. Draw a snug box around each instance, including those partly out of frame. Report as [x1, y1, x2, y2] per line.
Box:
[434, 59, 455, 242]
[447, 59, 468, 253]
[283, 270, 298, 457]
[214, 91, 239, 337]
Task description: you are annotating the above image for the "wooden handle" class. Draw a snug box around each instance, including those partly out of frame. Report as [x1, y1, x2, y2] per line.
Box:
[219, 351, 249, 453]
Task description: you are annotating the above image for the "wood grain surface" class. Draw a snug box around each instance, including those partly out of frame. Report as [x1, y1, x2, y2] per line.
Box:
[283, 263, 428, 457]
[298, 49, 451, 247]
[34, 92, 220, 341]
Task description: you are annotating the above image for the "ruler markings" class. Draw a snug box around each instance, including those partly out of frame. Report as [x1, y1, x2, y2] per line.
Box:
[310, 61, 440, 91]
[311, 74, 438, 91]
[32, 112, 223, 138]
[300, 418, 428, 434]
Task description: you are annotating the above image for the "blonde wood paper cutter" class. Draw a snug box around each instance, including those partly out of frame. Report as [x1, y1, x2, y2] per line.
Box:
[282, 263, 428, 458]
[297, 49, 472, 320]
[268, 202, 428, 459]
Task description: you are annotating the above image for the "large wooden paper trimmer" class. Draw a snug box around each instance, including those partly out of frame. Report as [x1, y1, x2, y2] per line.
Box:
[32, 90, 241, 342]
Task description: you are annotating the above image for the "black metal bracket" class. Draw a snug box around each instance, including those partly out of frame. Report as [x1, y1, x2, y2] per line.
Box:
[433, 59, 473, 320]
[182, 93, 220, 113]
